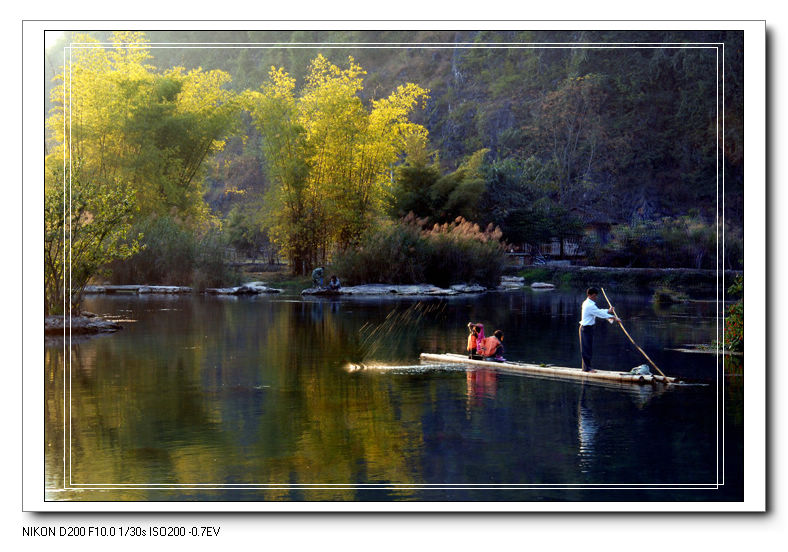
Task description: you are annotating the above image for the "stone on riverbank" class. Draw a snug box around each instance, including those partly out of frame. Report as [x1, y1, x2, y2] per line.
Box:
[497, 277, 555, 290]
[301, 283, 485, 296]
[138, 285, 192, 294]
[44, 315, 122, 335]
[530, 282, 555, 289]
[84, 285, 192, 294]
[498, 276, 525, 290]
[450, 283, 486, 293]
[205, 281, 283, 295]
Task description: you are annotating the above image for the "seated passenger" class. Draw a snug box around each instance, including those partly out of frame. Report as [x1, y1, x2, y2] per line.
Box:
[483, 330, 505, 362]
[467, 323, 482, 359]
[474, 323, 486, 357]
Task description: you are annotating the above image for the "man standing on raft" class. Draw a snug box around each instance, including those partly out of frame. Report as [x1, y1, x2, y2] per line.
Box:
[579, 287, 621, 372]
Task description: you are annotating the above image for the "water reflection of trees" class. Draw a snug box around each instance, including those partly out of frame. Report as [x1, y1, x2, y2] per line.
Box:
[45, 294, 725, 500]
[46, 298, 434, 500]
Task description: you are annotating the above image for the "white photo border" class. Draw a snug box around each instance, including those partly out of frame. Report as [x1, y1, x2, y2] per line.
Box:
[23, 19, 765, 512]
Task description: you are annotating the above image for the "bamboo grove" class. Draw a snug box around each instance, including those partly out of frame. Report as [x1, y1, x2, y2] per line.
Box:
[242, 56, 429, 274]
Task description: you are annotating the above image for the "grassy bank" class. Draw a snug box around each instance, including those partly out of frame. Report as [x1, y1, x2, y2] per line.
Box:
[511, 265, 742, 299]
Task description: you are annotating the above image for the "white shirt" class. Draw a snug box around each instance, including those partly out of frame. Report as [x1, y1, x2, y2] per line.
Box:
[580, 297, 613, 326]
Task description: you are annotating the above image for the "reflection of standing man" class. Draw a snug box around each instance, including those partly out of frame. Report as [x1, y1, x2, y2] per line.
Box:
[576, 383, 599, 474]
[579, 287, 621, 372]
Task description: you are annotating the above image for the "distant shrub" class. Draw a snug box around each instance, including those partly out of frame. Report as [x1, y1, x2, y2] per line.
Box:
[110, 216, 193, 284]
[422, 217, 505, 287]
[333, 217, 426, 285]
[652, 287, 689, 304]
[333, 214, 506, 287]
[725, 302, 743, 352]
[724, 228, 744, 270]
[192, 228, 239, 290]
[109, 216, 238, 289]
[724, 274, 743, 352]
[585, 216, 717, 269]
[516, 267, 553, 282]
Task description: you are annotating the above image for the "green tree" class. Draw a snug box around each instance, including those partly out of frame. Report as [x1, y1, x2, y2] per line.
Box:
[479, 155, 558, 231]
[44, 163, 140, 315]
[225, 202, 274, 262]
[429, 148, 489, 223]
[389, 136, 442, 219]
[392, 147, 489, 225]
[121, 67, 241, 220]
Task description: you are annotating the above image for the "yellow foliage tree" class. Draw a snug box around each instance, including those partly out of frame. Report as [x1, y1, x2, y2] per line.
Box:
[244, 54, 429, 274]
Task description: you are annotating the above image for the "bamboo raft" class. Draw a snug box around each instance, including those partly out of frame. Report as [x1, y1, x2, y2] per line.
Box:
[419, 353, 678, 385]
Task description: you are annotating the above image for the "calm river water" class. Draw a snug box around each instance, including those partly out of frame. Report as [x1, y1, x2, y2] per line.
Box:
[44, 289, 743, 502]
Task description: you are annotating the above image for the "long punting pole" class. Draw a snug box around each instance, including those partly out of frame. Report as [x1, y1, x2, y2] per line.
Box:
[600, 287, 667, 378]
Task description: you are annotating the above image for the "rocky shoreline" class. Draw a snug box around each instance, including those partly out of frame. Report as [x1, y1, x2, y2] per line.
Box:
[82, 279, 552, 299]
[44, 313, 123, 335]
[83, 281, 283, 295]
[301, 283, 486, 296]
[83, 284, 191, 294]
[301, 279, 553, 296]
[204, 281, 283, 295]
[49, 278, 555, 336]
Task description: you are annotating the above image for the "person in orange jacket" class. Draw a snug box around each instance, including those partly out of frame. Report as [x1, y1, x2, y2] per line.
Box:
[483, 330, 505, 362]
[467, 323, 482, 359]
[474, 323, 486, 357]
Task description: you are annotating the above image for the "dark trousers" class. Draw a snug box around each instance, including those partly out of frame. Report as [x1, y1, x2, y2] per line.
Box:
[579, 324, 594, 370]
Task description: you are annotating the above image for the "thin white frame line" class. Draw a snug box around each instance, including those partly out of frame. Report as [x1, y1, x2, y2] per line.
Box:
[716, 45, 720, 488]
[61, 45, 67, 494]
[57, 486, 723, 492]
[66, 41, 727, 46]
[24, 17, 767, 20]
[67, 43, 73, 491]
[64, 46, 723, 51]
[59, 40, 726, 493]
[721, 42, 726, 488]
[66, 482, 722, 487]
